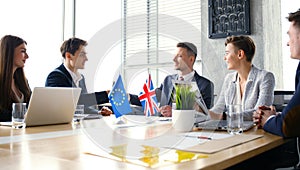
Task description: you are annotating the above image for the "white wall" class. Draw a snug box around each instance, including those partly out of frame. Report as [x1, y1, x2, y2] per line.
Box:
[0, 0, 121, 92]
[75, 0, 122, 92]
[0, 0, 63, 88]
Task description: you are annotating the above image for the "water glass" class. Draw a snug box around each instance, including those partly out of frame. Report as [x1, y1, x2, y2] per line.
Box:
[12, 103, 27, 129]
[227, 104, 243, 135]
[74, 104, 85, 122]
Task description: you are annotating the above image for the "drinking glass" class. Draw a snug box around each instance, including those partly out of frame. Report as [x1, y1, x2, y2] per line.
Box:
[12, 103, 27, 129]
[227, 104, 243, 135]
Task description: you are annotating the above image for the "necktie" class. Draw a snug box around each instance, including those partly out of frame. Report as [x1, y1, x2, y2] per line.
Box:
[179, 76, 184, 81]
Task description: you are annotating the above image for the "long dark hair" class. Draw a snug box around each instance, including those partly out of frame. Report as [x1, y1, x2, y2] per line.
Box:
[0, 35, 31, 112]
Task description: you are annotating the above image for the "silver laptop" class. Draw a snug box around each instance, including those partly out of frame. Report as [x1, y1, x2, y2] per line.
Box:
[195, 120, 255, 131]
[25, 87, 81, 127]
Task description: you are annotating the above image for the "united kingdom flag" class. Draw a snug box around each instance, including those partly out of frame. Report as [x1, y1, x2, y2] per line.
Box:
[138, 74, 159, 117]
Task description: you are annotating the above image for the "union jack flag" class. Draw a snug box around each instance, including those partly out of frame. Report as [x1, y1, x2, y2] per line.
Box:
[138, 74, 159, 117]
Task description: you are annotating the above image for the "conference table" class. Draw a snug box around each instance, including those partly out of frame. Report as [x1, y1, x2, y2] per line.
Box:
[0, 115, 287, 170]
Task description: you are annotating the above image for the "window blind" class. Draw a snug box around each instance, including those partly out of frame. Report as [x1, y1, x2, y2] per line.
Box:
[122, 0, 201, 93]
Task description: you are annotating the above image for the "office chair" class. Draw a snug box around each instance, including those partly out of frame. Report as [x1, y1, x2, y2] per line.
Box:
[273, 90, 294, 112]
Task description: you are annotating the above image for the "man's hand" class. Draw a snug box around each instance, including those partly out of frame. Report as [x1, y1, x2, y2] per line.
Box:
[99, 106, 112, 116]
[160, 105, 172, 117]
[253, 105, 276, 128]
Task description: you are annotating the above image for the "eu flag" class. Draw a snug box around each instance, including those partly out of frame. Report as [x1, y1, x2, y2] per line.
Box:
[108, 75, 132, 118]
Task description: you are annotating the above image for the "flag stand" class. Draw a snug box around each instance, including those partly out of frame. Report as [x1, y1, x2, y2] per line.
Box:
[115, 116, 126, 124]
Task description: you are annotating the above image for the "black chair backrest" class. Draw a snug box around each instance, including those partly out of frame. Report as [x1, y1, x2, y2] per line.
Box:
[273, 90, 294, 112]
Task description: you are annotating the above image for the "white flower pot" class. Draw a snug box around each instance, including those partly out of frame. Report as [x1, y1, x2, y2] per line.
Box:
[172, 109, 195, 132]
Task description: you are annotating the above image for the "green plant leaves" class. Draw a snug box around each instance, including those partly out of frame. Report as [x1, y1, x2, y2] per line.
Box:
[175, 84, 196, 110]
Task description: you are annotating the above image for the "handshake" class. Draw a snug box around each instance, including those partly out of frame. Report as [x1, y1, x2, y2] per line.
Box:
[99, 106, 113, 116]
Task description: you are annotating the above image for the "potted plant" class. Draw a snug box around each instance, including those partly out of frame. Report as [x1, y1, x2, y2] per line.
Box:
[172, 81, 197, 132]
[174, 83, 196, 110]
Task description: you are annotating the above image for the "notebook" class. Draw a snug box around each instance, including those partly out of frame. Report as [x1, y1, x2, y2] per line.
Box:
[195, 120, 255, 131]
[24, 87, 81, 127]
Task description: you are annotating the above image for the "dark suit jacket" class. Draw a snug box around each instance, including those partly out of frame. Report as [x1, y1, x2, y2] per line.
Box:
[263, 61, 300, 137]
[130, 71, 214, 114]
[45, 64, 109, 114]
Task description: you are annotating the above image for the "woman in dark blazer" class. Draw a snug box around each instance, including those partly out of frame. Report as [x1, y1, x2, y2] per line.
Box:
[0, 35, 31, 121]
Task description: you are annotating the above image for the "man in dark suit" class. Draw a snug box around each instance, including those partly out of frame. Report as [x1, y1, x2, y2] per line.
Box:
[253, 9, 300, 138]
[45, 37, 111, 116]
[230, 9, 300, 170]
[130, 42, 214, 117]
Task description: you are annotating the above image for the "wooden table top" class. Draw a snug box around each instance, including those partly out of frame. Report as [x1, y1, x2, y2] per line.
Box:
[0, 115, 286, 170]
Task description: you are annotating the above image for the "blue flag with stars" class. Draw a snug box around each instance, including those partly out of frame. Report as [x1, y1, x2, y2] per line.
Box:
[108, 75, 132, 118]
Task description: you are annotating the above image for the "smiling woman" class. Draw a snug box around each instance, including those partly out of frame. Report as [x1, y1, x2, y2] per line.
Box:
[209, 35, 275, 121]
[0, 35, 31, 122]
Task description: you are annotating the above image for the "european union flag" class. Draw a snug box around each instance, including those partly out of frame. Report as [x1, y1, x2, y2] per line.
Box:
[108, 75, 132, 118]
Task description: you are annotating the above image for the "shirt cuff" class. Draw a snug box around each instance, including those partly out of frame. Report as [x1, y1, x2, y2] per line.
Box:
[266, 115, 276, 122]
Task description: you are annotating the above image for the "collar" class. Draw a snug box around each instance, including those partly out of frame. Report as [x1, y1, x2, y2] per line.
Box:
[232, 65, 256, 83]
[179, 70, 195, 82]
[63, 63, 82, 87]
[246, 65, 257, 82]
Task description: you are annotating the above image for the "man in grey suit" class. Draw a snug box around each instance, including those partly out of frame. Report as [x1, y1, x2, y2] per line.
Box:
[130, 42, 214, 117]
[45, 37, 111, 116]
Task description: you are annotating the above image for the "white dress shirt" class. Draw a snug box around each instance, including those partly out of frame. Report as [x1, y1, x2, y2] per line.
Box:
[63, 64, 82, 87]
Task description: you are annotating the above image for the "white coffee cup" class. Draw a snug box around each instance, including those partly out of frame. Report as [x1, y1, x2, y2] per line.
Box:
[172, 109, 195, 132]
[227, 104, 243, 135]
[12, 103, 27, 129]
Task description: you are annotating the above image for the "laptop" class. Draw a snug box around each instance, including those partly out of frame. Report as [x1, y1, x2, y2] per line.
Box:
[24, 87, 81, 127]
[195, 120, 255, 131]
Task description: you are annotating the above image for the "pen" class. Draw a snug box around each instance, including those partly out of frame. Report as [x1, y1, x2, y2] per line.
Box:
[197, 136, 212, 140]
[159, 118, 172, 121]
[185, 135, 212, 140]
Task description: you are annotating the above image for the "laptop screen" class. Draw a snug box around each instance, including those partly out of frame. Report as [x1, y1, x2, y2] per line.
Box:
[25, 87, 81, 127]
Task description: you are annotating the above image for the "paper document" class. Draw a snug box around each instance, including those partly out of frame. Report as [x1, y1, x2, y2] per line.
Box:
[183, 134, 263, 154]
[0, 122, 12, 126]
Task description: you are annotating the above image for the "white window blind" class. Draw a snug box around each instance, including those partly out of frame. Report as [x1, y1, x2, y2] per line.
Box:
[122, 0, 202, 94]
